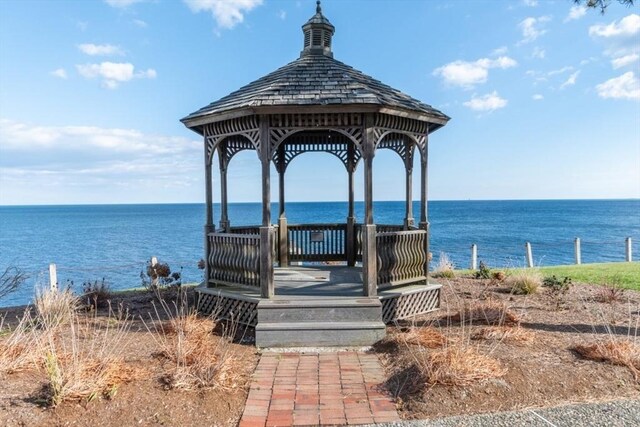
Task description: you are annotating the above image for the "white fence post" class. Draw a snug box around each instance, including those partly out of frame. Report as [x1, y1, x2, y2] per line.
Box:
[574, 238, 581, 265]
[525, 242, 533, 268]
[471, 244, 478, 270]
[49, 263, 57, 291]
[626, 237, 632, 262]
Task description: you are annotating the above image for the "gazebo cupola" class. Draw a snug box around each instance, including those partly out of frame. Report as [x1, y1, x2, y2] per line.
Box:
[301, 1, 335, 57]
[181, 1, 450, 347]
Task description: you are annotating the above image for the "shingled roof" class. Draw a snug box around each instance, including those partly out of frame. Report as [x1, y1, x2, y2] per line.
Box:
[181, 2, 449, 127]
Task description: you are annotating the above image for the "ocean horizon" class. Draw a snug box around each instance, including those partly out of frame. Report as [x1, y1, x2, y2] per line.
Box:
[1, 199, 638, 307]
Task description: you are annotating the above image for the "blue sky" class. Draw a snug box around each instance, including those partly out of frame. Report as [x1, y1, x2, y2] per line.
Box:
[0, 0, 639, 205]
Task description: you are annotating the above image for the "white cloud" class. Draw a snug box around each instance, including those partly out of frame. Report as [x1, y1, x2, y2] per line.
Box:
[76, 62, 156, 89]
[492, 46, 508, 56]
[78, 43, 124, 56]
[104, 0, 144, 7]
[596, 71, 640, 100]
[560, 71, 580, 89]
[463, 91, 508, 112]
[519, 16, 551, 44]
[532, 94, 544, 100]
[433, 56, 517, 88]
[183, 0, 263, 29]
[278, 10, 286, 20]
[50, 68, 68, 79]
[523, 0, 538, 6]
[133, 19, 148, 28]
[589, 14, 640, 38]
[611, 53, 640, 69]
[532, 47, 545, 59]
[548, 66, 574, 76]
[564, 6, 587, 23]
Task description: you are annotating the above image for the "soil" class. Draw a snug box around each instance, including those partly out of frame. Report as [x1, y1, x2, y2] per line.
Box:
[0, 288, 259, 427]
[374, 275, 640, 420]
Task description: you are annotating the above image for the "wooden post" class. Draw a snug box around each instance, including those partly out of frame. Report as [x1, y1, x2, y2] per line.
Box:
[525, 242, 533, 268]
[403, 139, 414, 229]
[418, 137, 430, 275]
[574, 238, 581, 265]
[471, 244, 477, 270]
[363, 114, 375, 225]
[259, 116, 271, 227]
[219, 146, 230, 231]
[204, 135, 214, 287]
[346, 143, 356, 266]
[49, 263, 57, 291]
[278, 217, 289, 267]
[150, 256, 158, 288]
[260, 226, 274, 298]
[626, 237, 633, 262]
[362, 224, 377, 297]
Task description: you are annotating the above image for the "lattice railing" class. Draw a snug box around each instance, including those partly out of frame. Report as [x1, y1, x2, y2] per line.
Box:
[197, 291, 258, 327]
[288, 223, 347, 262]
[208, 232, 260, 288]
[376, 229, 427, 288]
[381, 286, 440, 323]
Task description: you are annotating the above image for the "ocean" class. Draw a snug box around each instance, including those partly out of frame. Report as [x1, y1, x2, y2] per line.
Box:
[0, 200, 638, 307]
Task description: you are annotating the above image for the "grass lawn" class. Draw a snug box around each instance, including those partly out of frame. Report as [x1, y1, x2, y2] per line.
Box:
[537, 262, 640, 290]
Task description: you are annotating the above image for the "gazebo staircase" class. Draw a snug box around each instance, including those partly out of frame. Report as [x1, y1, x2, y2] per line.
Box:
[255, 297, 386, 348]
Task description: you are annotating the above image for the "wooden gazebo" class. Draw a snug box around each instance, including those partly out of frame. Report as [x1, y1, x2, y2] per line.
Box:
[181, 2, 449, 347]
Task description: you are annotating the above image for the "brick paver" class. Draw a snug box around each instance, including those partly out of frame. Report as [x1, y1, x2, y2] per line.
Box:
[239, 352, 400, 427]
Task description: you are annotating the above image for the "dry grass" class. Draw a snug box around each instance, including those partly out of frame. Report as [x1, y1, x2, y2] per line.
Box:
[505, 269, 542, 295]
[418, 345, 506, 386]
[594, 285, 626, 303]
[0, 309, 39, 374]
[472, 326, 535, 343]
[450, 301, 521, 326]
[144, 293, 240, 391]
[34, 305, 136, 406]
[35, 287, 78, 330]
[402, 327, 448, 348]
[574, 339, 640, 380]
[432, 252, 455, 279]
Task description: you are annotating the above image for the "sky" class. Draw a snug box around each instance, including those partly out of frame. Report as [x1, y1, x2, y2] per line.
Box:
[0, 0, 639, 206]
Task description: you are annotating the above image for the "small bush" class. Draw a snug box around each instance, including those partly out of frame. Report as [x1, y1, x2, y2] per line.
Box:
[82, 278, 111, 309]
[418, 345, 506, 386]
[432, 252, 455, 279]
[0, 309, 39, 374]
[595, 283, 625, 303]
[472, 326, 535, 343]
[141, 260, 182, 292]
[492, 271, 506, 282]
[401, 327, 447, 349]
[0, 266, 28, 301]
[451, 301, 520, 326]
[543, 275, 572, 310]
[506, 269, 542, 295]
[574, 339, 640, 380]
[474, 261, 492, 279]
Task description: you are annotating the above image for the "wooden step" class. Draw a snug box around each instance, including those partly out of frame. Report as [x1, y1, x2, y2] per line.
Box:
[255, 321, 386, 348]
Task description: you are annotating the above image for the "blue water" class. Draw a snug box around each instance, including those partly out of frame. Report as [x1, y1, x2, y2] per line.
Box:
[0, 200, 638, 307]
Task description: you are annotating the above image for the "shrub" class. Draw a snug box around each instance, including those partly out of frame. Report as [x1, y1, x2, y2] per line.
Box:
[543, 275, 572, 310]
[432, 252, 455, 279]
[472, 326, 535, 343]
[401, 327, 447, 349]
[0, 266, 28, 301]
[82, 278, 111, 309]
[417, 345, 506, 387]
[0, 309, 39, 374]
[141, 260, 182, 292]
[506, 269, 542, 295]
[595, 282, 625, 303]
[574, 339, 640, 380]
[474, 261, 492, 279]
[492, 271, 506, 282]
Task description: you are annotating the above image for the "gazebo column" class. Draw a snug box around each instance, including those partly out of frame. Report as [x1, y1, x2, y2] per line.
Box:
[404, 138, 415, 230]
[362, 115, 377, 297]
[218, 146, 230, 232]
[204, 139, 215, 288]
[346, 143, 356, 267]
[419, 137, 430, 278]
[277, 148, 289, 267]
[259, 116, 274, 298]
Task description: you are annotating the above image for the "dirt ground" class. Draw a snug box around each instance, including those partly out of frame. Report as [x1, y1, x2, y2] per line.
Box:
[375, 275, 640, 420]
[1, 277, 639, 426]
[0, 289, 259, 427]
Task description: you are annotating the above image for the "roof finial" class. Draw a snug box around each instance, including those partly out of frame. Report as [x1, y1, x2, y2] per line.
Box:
[316, 1, 322, 14]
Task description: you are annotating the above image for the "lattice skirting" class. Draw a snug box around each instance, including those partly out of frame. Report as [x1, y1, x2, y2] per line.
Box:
[380, 285, 441, 324]
[197, 290, 258, 327]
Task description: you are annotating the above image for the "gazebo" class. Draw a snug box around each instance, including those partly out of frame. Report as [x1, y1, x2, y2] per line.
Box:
[181, 2, 449, 347]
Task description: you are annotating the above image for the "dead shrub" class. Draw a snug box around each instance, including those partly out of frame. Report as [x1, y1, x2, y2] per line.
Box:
[417, 345, 506, 386]
[472, 326, 535, 343]
[144, 291, 239, 391]
[594, 285, 625, 303]
[34, 305, 136, 406]
[432, 252, 455, 279]
[574, 339, 640, 380]
[451, 301, 520, 326]
[505, 269, 542, 295]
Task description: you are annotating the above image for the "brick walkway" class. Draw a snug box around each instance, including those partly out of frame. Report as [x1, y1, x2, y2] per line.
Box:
[239, 352, 401, 426]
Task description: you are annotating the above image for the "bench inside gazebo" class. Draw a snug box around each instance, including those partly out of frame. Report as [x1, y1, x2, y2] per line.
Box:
[181, 2, 449, 348]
